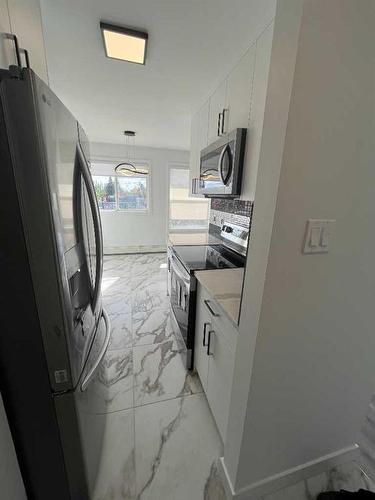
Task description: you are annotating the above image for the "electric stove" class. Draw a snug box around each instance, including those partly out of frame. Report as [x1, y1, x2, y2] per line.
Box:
[172, 244, 245, 274]
[168, 222, 249, 370]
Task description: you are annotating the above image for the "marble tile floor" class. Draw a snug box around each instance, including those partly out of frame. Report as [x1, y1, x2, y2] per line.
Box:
[94, 255, 375, 500]
[264, 461, 375, 500]
[91, 253, 227, 500]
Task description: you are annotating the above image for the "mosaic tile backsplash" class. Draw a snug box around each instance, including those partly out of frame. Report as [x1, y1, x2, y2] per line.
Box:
[209, 198, 253, 230]
[211, 199, 253, 217]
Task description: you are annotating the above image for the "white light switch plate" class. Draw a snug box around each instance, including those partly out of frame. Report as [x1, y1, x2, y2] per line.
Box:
[303, 219, 335, 254]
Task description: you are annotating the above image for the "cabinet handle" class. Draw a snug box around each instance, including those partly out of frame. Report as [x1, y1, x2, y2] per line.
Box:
[207, 330, 214, 356]
[221, 108, 227, 135]
[204, 299, 220, 317]
[217, 112, 223, 137]
[203, 322, 210, 346]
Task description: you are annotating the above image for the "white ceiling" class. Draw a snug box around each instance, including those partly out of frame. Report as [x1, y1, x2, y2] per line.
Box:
[40, 0, 276, 150]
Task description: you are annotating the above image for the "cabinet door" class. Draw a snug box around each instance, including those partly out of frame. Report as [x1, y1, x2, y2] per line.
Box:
[189, 100, 209, 197]
[7, 0, 49, 82]
[0, 0, 12, 69]
[226, 44, 256, 132]
[194, 285, 211, 391]
[189, 111, 200, 195]
[241, 22, 274, 201]
[208, 79, 227, 144]
[206, 325, 236, 442]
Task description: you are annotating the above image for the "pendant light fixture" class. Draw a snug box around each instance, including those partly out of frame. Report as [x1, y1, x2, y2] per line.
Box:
[115, 131, 148, 176]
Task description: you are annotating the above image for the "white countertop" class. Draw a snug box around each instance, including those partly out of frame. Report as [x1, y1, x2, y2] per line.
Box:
[195, 268, 244, 324]
[168, 232, 221, 246]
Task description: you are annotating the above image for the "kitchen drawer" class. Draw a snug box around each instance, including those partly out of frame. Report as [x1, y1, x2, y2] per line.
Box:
[198, 285, 237, 350]
[194, 282, 237, 442]
[195, 284, 211, 391]
[205, 323, 236, 441]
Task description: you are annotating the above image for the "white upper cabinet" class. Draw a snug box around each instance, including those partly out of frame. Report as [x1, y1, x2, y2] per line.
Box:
[189, 20, 275, 201]
[208, 46, 255, 145]
[8, 0, 48, 81]
[0, 0, 48, 82]
[226, 44, 256, 132]
[0, 0, 12, 68]
[189, 111, 199, 195]
[207, 79, 227, 144]
[189, 100, 209, 197]
[241, 22, 274, 201]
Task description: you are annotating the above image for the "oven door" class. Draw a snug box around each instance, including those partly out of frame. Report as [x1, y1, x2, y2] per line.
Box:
[170, 255, 191, 346]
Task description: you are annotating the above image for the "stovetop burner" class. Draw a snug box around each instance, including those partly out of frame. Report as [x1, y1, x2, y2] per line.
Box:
[173, 244, 245, 273]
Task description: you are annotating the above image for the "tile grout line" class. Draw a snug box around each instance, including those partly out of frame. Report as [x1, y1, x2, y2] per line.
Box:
[89, 389, 205, 417]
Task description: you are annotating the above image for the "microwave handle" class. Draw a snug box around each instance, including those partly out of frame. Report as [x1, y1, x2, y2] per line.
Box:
[221, 108, 227, 135]
[218, 144, 230, 185]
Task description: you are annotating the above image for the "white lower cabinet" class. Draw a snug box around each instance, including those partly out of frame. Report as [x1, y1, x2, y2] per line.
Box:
[194, 283, 237, 441]
[194, 285, 211, 391]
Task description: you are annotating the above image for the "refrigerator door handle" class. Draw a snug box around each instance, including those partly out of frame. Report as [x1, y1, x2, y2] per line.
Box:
[81, 308, 110, 391]
[76, 143, 103, 313]
[19, 48, 30, 68]
[3, 33, 22, 66]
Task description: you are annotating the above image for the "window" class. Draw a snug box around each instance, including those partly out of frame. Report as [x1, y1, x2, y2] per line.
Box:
[169, 167, 209, 230]
[117, 175, 148, 210]
[93, 175, 116, 210]
[92, 166, 150, 212]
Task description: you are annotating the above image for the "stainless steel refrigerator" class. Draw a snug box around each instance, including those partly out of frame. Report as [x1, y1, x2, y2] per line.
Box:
[0, 66, 110, 499]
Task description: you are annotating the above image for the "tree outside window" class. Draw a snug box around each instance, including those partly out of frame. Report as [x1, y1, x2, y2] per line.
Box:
[93, 176, 116, 210]
[117, 177, 148, 210]
[92, 168, 149, 212]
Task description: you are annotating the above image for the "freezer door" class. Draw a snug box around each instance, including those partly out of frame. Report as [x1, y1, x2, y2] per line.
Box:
[75, 309, 110, 496]
[1, 69, 103, 391]
[54, 309, 110, 498]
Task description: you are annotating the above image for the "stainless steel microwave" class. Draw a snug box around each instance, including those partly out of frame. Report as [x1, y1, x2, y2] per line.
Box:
[194, 128, 247, 197]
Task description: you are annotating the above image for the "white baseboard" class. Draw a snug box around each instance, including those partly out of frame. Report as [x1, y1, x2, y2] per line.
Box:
[219, 445, 360, 500]
[219, 458, 240, 500]
[104, 245, 166, 255]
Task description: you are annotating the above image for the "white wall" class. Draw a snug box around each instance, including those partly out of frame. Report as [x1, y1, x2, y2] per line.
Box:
[90, 142, 189, 252]
[226, 0, 375, 493]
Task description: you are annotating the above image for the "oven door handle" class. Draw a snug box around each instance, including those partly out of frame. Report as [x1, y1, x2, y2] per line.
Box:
[171, 255, 190, 285]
